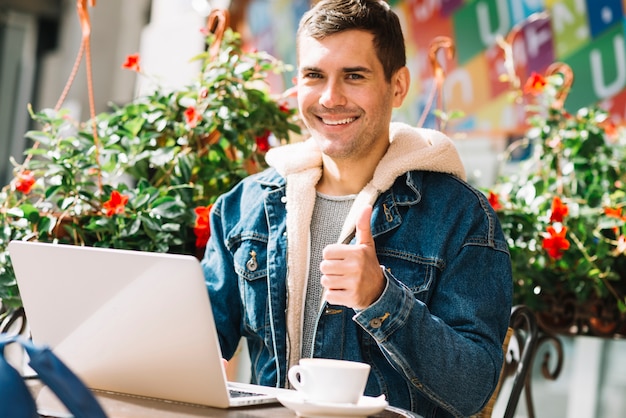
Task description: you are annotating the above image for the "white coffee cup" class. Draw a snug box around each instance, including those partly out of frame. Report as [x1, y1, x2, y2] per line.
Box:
[287, 358, 371, 404]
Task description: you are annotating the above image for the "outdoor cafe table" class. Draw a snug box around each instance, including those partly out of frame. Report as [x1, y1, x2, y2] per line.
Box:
[32, 381, 422, 418]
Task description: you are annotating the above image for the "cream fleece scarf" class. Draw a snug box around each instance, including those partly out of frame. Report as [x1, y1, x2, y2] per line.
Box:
[265, 122, 467, 372]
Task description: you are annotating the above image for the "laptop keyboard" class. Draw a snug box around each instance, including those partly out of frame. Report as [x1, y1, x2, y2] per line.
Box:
[229, 389, 264, 398]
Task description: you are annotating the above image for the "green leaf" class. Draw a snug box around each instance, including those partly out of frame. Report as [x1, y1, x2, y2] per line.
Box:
[123, 117, 146, 137]
[24, 130, 53, 144]
[160, 223, 181, 232]
[151, 199, 185, 219]
[19, 204, 40, 222]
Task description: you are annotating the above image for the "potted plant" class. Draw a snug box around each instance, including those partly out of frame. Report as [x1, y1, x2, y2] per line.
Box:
[487, 58, 626, 337]
[0, 19, 301, 314]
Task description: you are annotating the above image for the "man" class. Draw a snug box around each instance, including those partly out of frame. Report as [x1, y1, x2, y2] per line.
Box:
[201, 0, 513, 416]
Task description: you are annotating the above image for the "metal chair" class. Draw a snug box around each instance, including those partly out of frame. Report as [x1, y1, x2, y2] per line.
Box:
[501, 305, 540, 417]
[0, 303, 27, 336]
[473, 305, 558, 418]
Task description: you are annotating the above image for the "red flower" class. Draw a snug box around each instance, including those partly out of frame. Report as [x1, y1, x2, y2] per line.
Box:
[103, 191, 129, 217]
[15, 170, 36, 194]
[488, 191, 502, 211]
[604, 207, 626, 220]
[599, 119, 618, 140]
[193, 204, 213, 248]
[542, 225, 570, 259]
[549, 196, 569, 223]
[122, 54, 141, 72]
[184, 106, 202, 128]
[523, 72, 547, 96]
[255, 130, 271, 153]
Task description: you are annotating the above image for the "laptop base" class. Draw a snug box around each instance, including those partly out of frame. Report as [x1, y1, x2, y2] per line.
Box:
[36, 384, 288, 418]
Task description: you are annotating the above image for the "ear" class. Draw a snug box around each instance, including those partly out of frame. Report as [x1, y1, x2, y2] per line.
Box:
[391, 66, 410, 108]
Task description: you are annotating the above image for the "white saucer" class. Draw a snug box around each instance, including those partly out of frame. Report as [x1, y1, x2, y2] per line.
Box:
[276, 393, 388, 418]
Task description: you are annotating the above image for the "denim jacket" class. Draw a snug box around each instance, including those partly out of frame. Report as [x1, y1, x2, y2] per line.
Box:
[201, 123, 513, 418]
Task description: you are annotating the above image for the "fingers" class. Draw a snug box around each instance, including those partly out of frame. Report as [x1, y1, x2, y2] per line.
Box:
[320, 204, 383, 309]
[355, 205, 374, 246]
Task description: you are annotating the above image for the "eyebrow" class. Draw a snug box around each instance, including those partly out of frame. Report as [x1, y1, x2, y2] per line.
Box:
[300, 66, 322, 73]
[343, 66, 372, 74]
[299, 66, 373, 74]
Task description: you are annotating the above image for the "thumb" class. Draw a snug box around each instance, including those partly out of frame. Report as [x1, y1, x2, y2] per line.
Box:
[355, 205, 374, 246]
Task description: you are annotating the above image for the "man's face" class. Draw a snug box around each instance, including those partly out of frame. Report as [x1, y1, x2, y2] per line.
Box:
[296, 29, 407, 162]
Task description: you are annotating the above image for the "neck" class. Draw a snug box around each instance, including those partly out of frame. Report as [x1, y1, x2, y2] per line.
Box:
[317, 154, 380, 196]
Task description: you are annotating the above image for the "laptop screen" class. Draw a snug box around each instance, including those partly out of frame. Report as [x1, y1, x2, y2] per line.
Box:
[9, 241, 234, 407]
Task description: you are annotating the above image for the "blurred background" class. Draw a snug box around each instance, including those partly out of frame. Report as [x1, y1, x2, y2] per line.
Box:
[1, 1, 625, 417]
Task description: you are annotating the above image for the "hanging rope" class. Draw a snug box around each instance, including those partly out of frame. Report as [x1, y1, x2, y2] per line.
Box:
[52, 0, 102, 192]
[417, 36, 455, 130]
[501, 11, 550, 92]
[545, 62, 574, 110]
[206, 8, 230, 60]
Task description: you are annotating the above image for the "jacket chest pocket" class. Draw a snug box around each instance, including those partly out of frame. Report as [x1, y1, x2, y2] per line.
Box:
[377, 251, 439, 303]
[233, 239, 270, 333]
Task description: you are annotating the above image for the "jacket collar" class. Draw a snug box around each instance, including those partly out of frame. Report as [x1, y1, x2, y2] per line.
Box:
[266, 122, 466, 182]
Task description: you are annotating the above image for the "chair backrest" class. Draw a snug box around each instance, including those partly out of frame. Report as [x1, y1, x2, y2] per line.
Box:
[0, 305, 27, 336]
[472, 305, 539, 418]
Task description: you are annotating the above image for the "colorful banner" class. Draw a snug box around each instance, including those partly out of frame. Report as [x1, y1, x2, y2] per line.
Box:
[243, 0, 626, 133]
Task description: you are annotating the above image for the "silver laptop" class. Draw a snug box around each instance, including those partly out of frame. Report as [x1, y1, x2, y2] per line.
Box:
[8, 240, 285, 408]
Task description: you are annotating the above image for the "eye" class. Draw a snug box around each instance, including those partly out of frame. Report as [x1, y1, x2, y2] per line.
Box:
[346, 73, 365, 80]
[302, 71, 323, 79]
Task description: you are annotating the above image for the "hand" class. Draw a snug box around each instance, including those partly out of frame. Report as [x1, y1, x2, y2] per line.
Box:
[320, 205, 385, 309]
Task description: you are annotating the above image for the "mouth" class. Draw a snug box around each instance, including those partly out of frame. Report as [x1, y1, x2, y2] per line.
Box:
[319, 116, 358, 126]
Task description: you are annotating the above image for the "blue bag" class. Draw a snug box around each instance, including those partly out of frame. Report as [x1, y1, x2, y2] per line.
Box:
[0, 334, 107, 418]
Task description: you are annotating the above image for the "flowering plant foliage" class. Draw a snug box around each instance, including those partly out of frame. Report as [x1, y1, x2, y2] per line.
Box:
[487, 64, 626, 315]
[0, 26, 300, 309]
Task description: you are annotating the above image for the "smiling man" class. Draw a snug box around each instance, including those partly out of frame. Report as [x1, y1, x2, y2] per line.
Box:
[201, 1, 513, 417]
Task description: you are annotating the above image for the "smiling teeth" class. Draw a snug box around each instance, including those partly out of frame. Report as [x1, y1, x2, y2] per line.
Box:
[323, 117, 355, 125]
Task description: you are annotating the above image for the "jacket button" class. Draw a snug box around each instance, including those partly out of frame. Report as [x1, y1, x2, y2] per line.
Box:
[281, 196, 287, 203]
[369, 312, 390, 328]
[246, 251, 258, 271]
[370, 318, 383, 328]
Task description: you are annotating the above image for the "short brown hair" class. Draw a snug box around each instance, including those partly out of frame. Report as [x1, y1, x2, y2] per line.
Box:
[296, 0, 406, 82]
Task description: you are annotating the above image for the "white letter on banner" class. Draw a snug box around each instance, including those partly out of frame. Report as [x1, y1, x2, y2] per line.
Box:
[525, 18, 552, 59]
[590, 34, 626, 99]
[550, 3, 574, 33]
[551, 0, 586, 34]
[444, 68, 473, 105]
[476, 0, 510, 45]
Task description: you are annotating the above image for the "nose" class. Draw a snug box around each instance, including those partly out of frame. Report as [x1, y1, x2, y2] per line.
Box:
[319, 79, 347, 108]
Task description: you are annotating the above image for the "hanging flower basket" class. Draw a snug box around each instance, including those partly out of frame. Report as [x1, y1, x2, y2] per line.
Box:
[487, 61, 626, 338]
[0, 8, 301, 310]
[535, 287, 626, 337]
